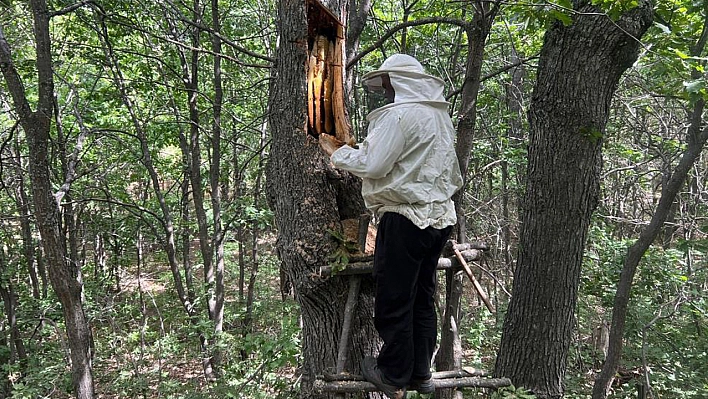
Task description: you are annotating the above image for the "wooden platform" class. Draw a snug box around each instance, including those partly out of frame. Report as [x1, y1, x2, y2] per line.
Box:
[318, 242, 487, 277]
[313, 368, 511, 393]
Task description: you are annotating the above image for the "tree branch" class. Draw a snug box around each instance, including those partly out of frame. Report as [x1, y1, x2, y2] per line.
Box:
[49, 0, 95, 17]
[314, 376, 511, 393]
[161, 0, 275, 65]
[444, 54, 539, 100]
[0, 26, 32, 122]
[347, 17, 471, 70]
[53, 80, 91, 205]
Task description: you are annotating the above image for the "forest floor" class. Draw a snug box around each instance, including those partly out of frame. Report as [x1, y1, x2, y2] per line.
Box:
[37, 235, 503, 399]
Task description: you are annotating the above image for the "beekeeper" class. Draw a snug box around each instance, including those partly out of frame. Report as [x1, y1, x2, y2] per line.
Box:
[320, 53, 463, 399]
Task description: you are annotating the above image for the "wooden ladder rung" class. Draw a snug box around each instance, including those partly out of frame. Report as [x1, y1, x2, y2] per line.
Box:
[313, 376, 512, 393]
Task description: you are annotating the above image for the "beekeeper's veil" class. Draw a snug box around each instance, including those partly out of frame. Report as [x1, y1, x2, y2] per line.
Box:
[361, 54, 448, 114]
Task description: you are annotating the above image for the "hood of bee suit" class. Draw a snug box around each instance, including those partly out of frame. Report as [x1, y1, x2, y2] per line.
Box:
[361, 54, 449, 116]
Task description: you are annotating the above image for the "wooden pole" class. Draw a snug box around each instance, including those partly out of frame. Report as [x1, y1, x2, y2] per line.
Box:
[323, 368, 489, 381]
[313, 377, 512, 393]
[453, 248, 495, 313]
[319, 249, 484, 277]
[335, 276, 361, 373]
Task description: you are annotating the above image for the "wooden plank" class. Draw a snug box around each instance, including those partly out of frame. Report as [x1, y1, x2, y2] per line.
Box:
[319, 249, 483, 277]
[322, 368, 488, 382]
[313, 377, 512, 393]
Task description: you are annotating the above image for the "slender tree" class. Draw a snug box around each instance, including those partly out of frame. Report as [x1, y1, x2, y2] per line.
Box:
[13, 135, 42, 299]
[494, 2, 653, 397]
[91, 3, 218, 378]
[209, 0, 227, 371]
[592, 4, 708, 397]
[437, 5, 499, 399]
[0, 1, 96, 397]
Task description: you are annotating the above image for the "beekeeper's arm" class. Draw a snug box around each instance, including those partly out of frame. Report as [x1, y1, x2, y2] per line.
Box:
[324, 115, 405, 179]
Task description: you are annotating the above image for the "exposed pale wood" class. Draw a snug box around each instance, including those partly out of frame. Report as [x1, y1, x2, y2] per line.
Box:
[332, 24, 351, 143]
[323, 38, 334, 134]
[314, 35, 327, 134]
[307, 52, 316, 131]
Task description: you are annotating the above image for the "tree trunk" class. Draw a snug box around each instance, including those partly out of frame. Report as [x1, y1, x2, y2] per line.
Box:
[434, 269, 464, 395]
[0, 247, 28, 366]
[181, 0, 217, 325]
[344, 0, 372, 94]
[244, 110, 269, 336]
[0, 1, 96, 397]
[501, 47, 526, 278]
[180, 161, 196, 306]
[592, 6, 708, 397]
[94, 8, 216, 378]
[494, 2, 653, 398]
[14, 137, 41, 299]
[168, 83, 197, 307]
[164, 3, 220, 376]
[266, 2, 375, 397]
[452, 0, 499, 241]
[438, 4, 498, 399]
[210, 0, 226, 372]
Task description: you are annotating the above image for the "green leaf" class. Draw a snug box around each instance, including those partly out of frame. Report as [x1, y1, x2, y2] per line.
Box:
[550, 9, 573, 26]
[675, 48, 690, 59]
[555, 0, 572, 9]
[683, 79, 705, 93]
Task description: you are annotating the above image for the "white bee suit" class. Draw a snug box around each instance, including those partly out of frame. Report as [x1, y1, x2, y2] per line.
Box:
[330, 54, 463, 229]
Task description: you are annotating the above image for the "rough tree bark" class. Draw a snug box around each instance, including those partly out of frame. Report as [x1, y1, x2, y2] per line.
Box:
[452, 0, 500, 241]
[494, 2, 653, 398]
[0, 1, 96, 397]
[266, 1, 376, 398]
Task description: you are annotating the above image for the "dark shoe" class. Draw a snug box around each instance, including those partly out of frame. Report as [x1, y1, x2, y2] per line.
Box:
[408, 378, 434, 394]
[361, 356, 407, 399]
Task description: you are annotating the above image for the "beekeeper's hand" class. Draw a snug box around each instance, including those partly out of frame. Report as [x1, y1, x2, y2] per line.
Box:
[319, 134, 345, 156]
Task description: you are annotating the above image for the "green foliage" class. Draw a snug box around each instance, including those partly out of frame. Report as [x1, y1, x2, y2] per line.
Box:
[580, 126, 604, 144]
[489, 385, 536, 399]
[548, 0, 574, 26]
[578, 222, 708, 398]
[326, 229, 360, 274]
[591, 0, 641, 20]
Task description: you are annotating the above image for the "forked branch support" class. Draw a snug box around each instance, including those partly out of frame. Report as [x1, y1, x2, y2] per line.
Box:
[318, 246, 486, 277]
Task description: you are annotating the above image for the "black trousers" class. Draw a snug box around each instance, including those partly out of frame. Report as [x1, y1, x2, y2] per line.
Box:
[373, 212, 452, 387]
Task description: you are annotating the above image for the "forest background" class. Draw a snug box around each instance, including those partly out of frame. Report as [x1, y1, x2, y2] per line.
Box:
[0, 0, 707, 398]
